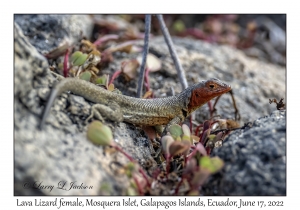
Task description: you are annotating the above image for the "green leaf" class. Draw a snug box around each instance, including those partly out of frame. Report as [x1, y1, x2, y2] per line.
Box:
[126, 162, 136, 173]
[95, 75, 108, 85]
[208, 134, 216, 141]
[71, 51, 88, 66]
[126, 187, 138, 196]
[79, 71, 92, 81]
[87, 121, 112, 146]
[70, 51, 82, 63]
[169, 124, 183, 140]
[173, 19, 186, 33]
[199, 156, 224, 174]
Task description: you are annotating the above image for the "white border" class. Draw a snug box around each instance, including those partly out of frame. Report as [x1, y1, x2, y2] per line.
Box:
[4, 0, 294, 209]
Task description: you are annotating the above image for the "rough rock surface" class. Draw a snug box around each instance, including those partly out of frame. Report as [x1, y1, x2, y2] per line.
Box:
[202, 110, 286, 195]
[14, 14, 94, 54]
[14, 15, 286, 195]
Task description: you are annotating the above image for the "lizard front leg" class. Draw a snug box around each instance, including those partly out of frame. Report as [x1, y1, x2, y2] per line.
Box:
[161, 116, 182, 136]
[85, 101, 123, 123]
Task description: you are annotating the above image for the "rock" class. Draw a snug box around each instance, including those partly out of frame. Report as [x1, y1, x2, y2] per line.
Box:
[14, 14, 94, 54]
[202, 110, 286, 195]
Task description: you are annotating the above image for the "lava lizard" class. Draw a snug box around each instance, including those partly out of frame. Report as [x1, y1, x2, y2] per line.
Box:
[40, 78, 231, 130]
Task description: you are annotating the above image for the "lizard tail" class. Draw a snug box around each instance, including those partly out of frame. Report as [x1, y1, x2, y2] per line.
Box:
[39, 88, 59, 130]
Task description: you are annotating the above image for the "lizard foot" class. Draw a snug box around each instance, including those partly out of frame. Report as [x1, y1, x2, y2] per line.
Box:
[85, 102, 123, 124]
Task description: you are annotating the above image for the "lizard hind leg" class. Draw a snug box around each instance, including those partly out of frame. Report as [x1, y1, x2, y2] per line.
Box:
[85, 102, 124, 124]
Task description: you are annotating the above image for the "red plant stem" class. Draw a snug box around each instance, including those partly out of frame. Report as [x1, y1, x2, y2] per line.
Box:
[138, 168, 151, 187]
[63, 48, 70, 78]
[195, 124, 203, 136]
[184, 155, 187, 165]
[137, 32, 153, 39]
[199, 121, 211, 141]
[113, 145, 151, 187]
[186, 148, 198, 162]
[151, 168, 161, 180]
[186, 142, 207, 162]
[93, 34, 119, 47]
[133, 175, 144, 195]
[114, 145, 134, 161]
[207, 101, 213, 118]
[174, 177, 185, 195]
[206, 147, 211, 155]
[199, 128, 204, 140]
[211, 120, 219, 126]
[109, 70, 121, 85]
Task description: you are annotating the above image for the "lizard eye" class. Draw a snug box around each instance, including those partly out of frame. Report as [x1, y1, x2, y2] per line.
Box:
[209, 84, 215, 89]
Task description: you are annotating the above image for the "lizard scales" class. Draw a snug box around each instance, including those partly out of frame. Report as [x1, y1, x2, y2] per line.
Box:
[41, 78, 231, 128]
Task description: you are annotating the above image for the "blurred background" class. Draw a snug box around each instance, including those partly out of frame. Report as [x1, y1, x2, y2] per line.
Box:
[91, 14, 286, 66]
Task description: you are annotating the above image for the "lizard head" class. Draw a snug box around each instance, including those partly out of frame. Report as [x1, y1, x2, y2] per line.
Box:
[187, 78, 231, 113]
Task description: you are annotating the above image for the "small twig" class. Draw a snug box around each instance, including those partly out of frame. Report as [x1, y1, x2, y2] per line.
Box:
[211, 90, 240, 120]
[156, 14, 188, 90]
[228, 90, 240, 120]
[136, 15, 151, 98]
[269, 98, 285, 110]
[210, 123, 251, 135]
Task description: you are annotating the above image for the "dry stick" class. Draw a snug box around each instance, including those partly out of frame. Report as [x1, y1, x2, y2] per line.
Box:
[156, 14, 188, 90]
[156, 15, 192, 132]
[136, 15, 152, 98]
